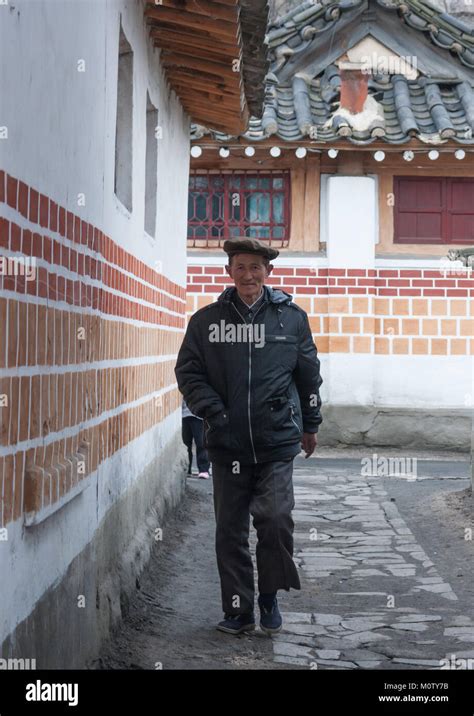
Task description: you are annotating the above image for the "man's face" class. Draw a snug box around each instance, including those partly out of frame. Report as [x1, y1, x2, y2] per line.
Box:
[225, 253, 272, 301]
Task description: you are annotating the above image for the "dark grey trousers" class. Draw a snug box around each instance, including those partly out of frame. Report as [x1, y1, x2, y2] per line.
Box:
[212, 458, 301, 615]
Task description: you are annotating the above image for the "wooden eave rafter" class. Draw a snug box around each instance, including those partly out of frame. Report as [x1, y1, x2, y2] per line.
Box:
[145, 0, 250, 135]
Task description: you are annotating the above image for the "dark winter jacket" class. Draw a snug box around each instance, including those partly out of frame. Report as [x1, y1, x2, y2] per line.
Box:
[175, 285, 323, 464]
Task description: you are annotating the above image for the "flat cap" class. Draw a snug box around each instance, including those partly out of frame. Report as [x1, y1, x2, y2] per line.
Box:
[223, 237, 279, 261]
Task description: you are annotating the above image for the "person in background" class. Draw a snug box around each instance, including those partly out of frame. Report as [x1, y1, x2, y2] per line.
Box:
[182, 399, 211, 479]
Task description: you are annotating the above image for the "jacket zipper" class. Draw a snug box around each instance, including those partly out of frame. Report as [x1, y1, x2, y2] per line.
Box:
[231, 301, 266, 464]
[290, 406, 302, 435]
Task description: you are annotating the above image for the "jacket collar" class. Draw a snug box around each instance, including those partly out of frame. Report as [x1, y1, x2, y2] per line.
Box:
[217, 285, 293, 306]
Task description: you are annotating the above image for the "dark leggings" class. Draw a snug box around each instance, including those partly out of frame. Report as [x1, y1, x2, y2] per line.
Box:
[182, 417, 210, 473]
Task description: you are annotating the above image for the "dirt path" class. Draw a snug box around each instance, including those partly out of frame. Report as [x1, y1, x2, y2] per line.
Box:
[93, 478, 283, 670]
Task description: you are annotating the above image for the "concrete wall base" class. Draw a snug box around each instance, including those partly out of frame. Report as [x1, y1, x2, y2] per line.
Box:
[318, 406, 472, 453]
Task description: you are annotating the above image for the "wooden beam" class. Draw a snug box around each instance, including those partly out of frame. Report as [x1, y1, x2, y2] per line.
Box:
[153, 38, 236, 65]
[150, 27, 237, 55]
[303, 156, 321, 251]
[166, 70, 237, 95]
[170, 78, 237, 98]
[190, 108, 247, 133]
[378, 173, 394, 250]
[172, 86, 242, 109]
[145, 6, 240, 41]
[290, 167, 306, 251]
[153, 0, 238, 23]
[193, 138, 470, 152]
[167, 71, 241, 96]
[173, 85, 237, 113]
[336, 153, 365, 175]
[172, 47, 234, 66]
[161, 51, 241, 79]
[190, 157, 303, 170]
[168, 77, 243, 100]
[186, 103, 246, 125]
[181, 100, 243, 121]
[183, 94, 244, 115]
[169, 88, 243, 109]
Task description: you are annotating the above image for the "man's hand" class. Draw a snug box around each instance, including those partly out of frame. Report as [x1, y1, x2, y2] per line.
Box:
[301, 432, 317, 459]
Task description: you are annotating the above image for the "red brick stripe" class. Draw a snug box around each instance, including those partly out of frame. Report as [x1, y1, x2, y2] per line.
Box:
[0, 171, 185, 302]
[187, 266, 473, 298]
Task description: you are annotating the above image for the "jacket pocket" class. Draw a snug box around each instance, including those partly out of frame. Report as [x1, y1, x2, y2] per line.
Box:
[203, 409, 230, 450]
[263, 396, 302, 443]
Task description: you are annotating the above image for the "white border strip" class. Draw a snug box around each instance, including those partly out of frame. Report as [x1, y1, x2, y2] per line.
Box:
[0, 354, 178, 379]
[187, 255, 468, 271]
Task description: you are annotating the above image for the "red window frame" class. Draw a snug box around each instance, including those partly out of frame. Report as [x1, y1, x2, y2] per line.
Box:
[187, 170, 291, 248]
[394, 176, 474, 244]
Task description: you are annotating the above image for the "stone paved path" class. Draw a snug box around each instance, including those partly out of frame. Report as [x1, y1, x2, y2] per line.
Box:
[271, 458, 473, 670]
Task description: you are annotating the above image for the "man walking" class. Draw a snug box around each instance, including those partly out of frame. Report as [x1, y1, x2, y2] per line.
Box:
[175, 237, 323, 636]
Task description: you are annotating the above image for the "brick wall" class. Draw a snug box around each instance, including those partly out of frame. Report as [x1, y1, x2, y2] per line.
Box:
[186, 265, 473, 357]
[0, 170, 185, 528]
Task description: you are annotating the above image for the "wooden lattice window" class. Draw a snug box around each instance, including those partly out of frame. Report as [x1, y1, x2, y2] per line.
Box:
[187, 171, 291, 248]
[394, 176, 474, 244]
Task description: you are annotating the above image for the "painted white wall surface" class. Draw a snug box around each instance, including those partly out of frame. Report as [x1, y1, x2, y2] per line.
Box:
[325, 175, 378, 268]
[324, 354, 472, 409]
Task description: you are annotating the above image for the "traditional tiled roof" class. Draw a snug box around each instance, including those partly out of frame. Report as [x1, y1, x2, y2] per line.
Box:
[191, 0, 474, 145]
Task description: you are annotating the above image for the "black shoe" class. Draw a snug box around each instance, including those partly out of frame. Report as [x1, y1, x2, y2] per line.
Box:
[216, 613, 255, 635]
[258, 594, 282, 635]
